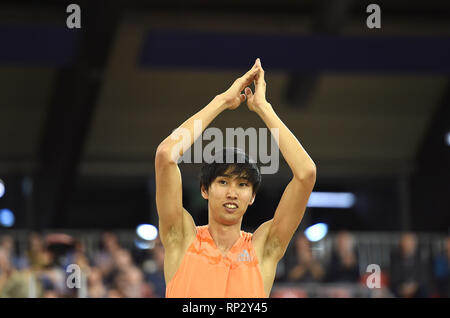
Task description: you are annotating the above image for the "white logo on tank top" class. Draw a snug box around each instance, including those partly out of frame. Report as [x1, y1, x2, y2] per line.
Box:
[236, 249, 252, 262]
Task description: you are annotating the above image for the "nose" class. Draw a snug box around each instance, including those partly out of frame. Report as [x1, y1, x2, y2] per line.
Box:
[226, 185, 238, 199]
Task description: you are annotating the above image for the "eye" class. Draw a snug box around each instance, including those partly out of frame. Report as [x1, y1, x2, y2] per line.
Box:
[239, 182, 249, 187]
[218, 179, 227, 185]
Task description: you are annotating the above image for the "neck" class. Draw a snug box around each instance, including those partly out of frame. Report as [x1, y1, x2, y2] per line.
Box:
[207, 221, 241, 254]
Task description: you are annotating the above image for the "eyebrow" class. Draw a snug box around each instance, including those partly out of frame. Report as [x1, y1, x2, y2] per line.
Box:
[220, 174, 250, 180]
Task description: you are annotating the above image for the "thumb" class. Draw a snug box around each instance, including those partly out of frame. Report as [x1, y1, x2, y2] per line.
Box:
[244, 87, 253, 98]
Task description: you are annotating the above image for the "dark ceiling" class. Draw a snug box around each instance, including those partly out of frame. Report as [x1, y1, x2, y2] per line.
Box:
[0, 0, 449, 231]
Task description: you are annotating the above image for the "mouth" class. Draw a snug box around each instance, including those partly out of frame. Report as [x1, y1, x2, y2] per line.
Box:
[223, 202, 239, 212]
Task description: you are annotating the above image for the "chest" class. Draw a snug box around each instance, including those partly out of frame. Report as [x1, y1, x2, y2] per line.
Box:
[173, 248, 265, 297]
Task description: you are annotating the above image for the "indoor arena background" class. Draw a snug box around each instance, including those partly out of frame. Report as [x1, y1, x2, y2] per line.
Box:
[0, 0, 449, 298]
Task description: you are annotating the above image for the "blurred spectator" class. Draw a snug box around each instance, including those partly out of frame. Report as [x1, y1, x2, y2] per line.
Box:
[1, 235, 28, 269]
[110, 266, 153, 298]
[106, 247, 154, 297]
[389, 232, 431, 298]
[94, 232, 121, 288]
[87, 267, 108, 298]
[112, 248, 133, 272]
[102, 247, 131, 291]
[144, 238, 166, 297]
[26, 233, 48, 271]
[36, 248, 67, 297]
[0, 247, 42, 297]
[325, 231, 360, 283]
[38, 234, 82, 297]
[433, 235, 450, 297]
[0, 247, 15, 295]
[287, 233, 325, 283]
[63, 239, 90, 273]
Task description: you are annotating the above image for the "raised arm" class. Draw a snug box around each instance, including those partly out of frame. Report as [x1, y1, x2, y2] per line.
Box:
[155, 61, 260, 248]
[249, 59, 317, 263]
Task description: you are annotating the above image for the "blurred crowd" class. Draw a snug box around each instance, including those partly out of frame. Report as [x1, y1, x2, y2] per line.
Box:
[280, 231, 450, 298]
[0, 230, 449, 298]
[0, 232, 165, 298]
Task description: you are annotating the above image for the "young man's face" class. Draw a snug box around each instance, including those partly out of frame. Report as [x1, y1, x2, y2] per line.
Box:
[201, 171, 256, 226]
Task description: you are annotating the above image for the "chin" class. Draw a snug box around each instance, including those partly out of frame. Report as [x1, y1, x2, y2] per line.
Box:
[217, 213, 242, 226]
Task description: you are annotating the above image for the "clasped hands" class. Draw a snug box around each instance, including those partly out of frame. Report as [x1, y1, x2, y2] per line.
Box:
[218, 58, 269, 113]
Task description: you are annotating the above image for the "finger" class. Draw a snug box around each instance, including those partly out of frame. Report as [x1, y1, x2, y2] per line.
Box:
[244, 87, 253, 97]
[231, 62, 259, 92]
[240, 93, 246, 102]
[241, 66, 259, 85]
[256, 58, 264, 77]
[242, 61, 260, 80]
[254, 65, 266, 92]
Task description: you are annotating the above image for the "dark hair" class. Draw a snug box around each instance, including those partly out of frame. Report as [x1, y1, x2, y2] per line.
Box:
[200, 148, 261, 194]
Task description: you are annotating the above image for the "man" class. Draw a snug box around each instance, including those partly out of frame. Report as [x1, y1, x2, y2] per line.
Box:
[390, 233, 430, 298]
[155, 58, 316, 297]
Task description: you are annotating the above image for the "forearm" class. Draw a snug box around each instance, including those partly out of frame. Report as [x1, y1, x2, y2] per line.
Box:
[255, 103, 316, 181]
[157, 95, 227, 162]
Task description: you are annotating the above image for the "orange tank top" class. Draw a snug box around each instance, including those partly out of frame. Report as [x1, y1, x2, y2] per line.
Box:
[166, 225, 266, 298]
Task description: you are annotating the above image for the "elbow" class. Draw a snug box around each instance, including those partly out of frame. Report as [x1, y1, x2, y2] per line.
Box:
[155, 143, 176, 167]
[294, 163, 317, 186]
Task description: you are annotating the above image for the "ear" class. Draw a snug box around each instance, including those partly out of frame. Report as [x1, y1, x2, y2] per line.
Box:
[201, 185, 209, 200]
[248, 193, 256, 206]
